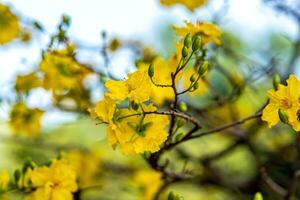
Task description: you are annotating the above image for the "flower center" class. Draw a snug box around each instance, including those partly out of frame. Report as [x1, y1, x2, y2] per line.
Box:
[279, 98, 292, 109]
[297, 109, 300, 122]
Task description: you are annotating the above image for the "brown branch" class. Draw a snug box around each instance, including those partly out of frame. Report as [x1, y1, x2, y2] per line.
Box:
[285, 170, 300, 200]
[260, 167, 287, 197]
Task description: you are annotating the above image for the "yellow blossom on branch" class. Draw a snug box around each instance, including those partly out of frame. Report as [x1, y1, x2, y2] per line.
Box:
[160, 0, 207, 11]
[134, 169, 162, 200]
[9, 103, 44, 137]
[25, 159, 78, 200]
[15, 72, 42, 93]
[0, 3, 20, 45]
[262, 75, 300, 131]
[174, 21, 222, 46]
[39, 49, 91, 91]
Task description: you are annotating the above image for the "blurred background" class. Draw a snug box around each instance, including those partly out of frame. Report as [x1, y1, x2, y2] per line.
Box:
[0, 0, 300, 199]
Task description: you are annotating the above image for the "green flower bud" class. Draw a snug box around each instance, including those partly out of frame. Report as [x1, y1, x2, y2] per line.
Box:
[131, 101, 139, 111]
[182, 46, 189, 58]
[192, 35, 201, 51]
[22, 160, 36, 173]
[148, 64, 154, 78]
[253, 192, 263, 200]
[62, 15, 71, 26]
[198, 61, 209, 76]
[273, 73, 281, 90]
[184, 33, 192, 48]
[178, 101, 188, 112]
[190, 74, 196, 82]
[175, 118, 185, 128]
[14, 169, 21, 184]
[168, 191, 182, 200]
[175, 133, 183, 142]
[278, 109, 289, 124]
[193, 82, 199, 90]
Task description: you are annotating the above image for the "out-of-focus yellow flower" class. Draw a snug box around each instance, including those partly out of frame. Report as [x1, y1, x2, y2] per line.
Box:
[160, 0, 207, 11]
[134, 169, 162, 200]
[0, 170, 10, 191]
[262, 75, 300, 131]
[39, 49, 91, 91]
[64, 149, 102, 187]
[25, 159, 78, 200]
[0, 3, 20, 45]
[9, 103, 44, 137]
[15, 72, 42, 93]
[174, 21, 222, 46]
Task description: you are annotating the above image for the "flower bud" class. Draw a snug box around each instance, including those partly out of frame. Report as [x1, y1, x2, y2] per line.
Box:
[14, 169, 21, 184]
[178, 101, 188, 112]
[131, 101, 139, 111]
[182, 46, 189, 57]
[148, 64, 154, 78]
[175, 118, 185, 128]
[278, 109, 289, 124]
[168, 191, 182, 200]
[184, 33, 192, 48]
[175, 133, 183, 142]
[193, 82, 199, 90]
[273, 73, 281, 90]
[190, 74, 196, 82]
[192, 35, 201, 51]
[253, 192, 263, 200]
[198, 61, 209, 76]
[22, 159, 36, 173]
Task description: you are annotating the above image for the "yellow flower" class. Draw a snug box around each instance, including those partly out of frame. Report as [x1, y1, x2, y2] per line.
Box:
[15, 72, 42, 93]
[105, 67, 152, 103]
[40, 49, 91, 91]
[9, 103, 44, 137]
[134, 169, 162, 200]
[25, 159, 78, 200]
[262, 75, 300, 131]
[0, 170, 10, 191]
[160, 0, 207, 11]
[174, 21, 222, 45]
[0, 3, 20, 45]
[64, 150, 102, 187]
[111, 104, 169, 154]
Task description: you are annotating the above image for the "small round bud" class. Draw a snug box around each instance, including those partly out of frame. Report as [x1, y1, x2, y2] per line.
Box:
[62, 15, 71, 26]
[175, 118, 185, 128]
[192, 35, 201, 51]
[190, 74, 196, 82]
[168, 191, 182, 200]
[14, 169, 21, 184]
[198, 61, 209, 76]
[178, 101, 188, 112]
[273, 73, 281, 90]
[148, 64, 154, 78]
[253, 192, 263, 200]
[278, 109, 289, 124]
[184, 33, 192, 48]
[193, 82, 199, 90]
[182, 46, 189, 57]
[131, 101, 139, 111]
[22, 160, 36, 173]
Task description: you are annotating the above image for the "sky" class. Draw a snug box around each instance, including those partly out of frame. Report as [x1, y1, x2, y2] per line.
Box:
[0, 0, 299, 126]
